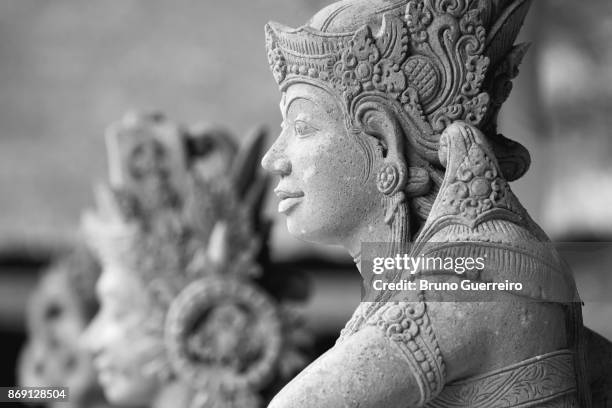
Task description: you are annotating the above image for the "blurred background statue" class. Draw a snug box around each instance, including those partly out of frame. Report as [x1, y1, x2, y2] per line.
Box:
[81, 113, 311, 408]
[262, 0, 611, 407]
[18, 246, 112, 408]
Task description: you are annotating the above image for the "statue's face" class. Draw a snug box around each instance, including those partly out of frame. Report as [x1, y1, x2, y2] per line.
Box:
[262, 83, 381, 247]
[82, 264, 162, 406]
[19, 271, 99, 398]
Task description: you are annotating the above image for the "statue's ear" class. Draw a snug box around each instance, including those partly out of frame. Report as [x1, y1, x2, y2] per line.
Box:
[355, 102, 403, 162]
[355, 102, 407, 193]
[355, 102, 430, 197]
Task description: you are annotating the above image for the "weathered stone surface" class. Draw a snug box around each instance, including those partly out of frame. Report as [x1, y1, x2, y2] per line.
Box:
[262, 1, 611, 406]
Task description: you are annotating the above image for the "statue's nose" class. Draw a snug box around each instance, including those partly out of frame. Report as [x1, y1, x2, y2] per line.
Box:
[261, 145, 292, 176]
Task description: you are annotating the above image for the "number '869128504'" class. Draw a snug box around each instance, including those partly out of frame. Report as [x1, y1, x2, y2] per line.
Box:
[2, 387, 68, 402]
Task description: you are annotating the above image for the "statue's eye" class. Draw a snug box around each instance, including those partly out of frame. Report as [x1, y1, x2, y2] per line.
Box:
[294, 120, 318, 138]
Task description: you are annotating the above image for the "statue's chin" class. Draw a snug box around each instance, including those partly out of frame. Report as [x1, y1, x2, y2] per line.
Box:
[285, 216, 340, 247]
[286, 216, 312, 242]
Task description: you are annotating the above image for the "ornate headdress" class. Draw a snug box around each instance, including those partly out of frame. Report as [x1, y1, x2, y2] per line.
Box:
[83, 112, 258, 296]
[82, 113, 311, 408]
[266, 0, 532, 181]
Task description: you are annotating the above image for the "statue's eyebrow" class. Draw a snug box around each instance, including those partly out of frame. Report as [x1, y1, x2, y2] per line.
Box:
[285, 96, 314, 116]
[286, 96, 337, 122]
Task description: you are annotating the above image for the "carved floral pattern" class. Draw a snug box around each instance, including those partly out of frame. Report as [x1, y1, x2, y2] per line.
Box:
[422, 121, 527, 230]
[440, 141, 509, 219]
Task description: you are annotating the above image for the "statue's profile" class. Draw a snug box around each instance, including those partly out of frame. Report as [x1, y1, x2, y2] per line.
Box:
[18, 246, 111, 408]
[81, 113, 310, 408]
[262, 0, 610, 406]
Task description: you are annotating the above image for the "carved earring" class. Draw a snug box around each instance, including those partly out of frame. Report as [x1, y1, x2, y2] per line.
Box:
[376, 163, 401, 195]
[376, 159, 408, 197]
[376, 161, 407, 226]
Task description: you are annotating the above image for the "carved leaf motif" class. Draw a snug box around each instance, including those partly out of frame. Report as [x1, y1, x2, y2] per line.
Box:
[265, 26, 287, 84]
[406, 0, 433, 44]
[436, 0, 469, 17]
[373, 60, 407, 96]
[462, 55, 489, 96]
[442, 141, 508, 219]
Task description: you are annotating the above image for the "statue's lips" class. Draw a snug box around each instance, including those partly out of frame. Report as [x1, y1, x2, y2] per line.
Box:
[275, 189, 304, 214]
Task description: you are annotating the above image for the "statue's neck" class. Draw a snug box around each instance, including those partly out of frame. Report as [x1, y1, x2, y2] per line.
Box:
[343, 204, 403, 277]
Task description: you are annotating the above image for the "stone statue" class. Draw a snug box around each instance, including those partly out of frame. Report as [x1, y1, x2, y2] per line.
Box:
[262, 0, 611, 406]
[81, 113, 311, 408]
[18, 246, 112, 408]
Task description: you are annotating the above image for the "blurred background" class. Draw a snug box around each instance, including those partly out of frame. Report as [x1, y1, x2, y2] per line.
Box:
[0, 0, 611, 395]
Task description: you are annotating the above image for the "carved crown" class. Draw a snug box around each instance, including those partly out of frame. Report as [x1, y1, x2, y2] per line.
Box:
[265, 0, 533, 181]
[81, 112, 259, 305]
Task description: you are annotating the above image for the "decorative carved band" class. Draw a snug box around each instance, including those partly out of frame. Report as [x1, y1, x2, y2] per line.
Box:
[425, 350, 577, 408]
[365, 301, 446, 406]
